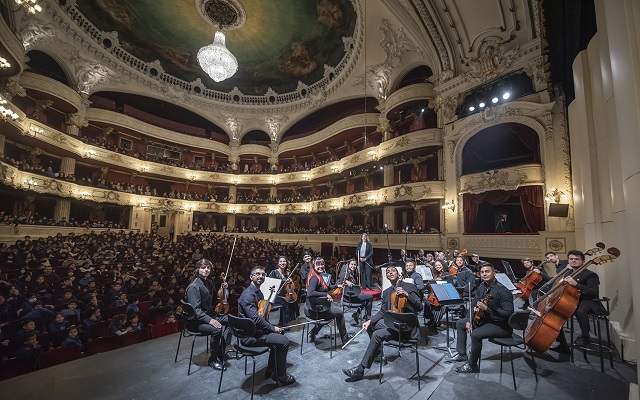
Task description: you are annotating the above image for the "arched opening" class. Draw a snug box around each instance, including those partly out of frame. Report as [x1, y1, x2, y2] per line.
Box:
[26, 50, 70, 86]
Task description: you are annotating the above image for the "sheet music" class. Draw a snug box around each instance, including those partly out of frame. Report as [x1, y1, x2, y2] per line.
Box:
[259, 277, 282, 303]
[417, 265, 434, 281]
[495, 273, 518, 293]
[403, 277, 415, 284]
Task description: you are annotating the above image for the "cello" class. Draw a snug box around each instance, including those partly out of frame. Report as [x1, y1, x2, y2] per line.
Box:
[448, 249, 468, 277]
[515, 267, 543, 299]
[524, 247, 619, 353]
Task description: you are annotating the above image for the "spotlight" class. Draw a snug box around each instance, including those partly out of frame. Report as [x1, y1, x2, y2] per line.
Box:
[468, 106, 475, 112]
[379, 166, 383, 170]
[479, 102, 485, 108]
[502, 92, 510, 100]
[492, 97, 498, 103]
[421, 108, 425, 112]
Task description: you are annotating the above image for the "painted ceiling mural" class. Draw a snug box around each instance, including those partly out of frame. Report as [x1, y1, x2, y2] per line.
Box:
[76, 0, 356, 95]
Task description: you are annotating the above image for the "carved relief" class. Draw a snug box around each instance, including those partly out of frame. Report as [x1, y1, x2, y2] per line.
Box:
[429, 95, 458, 121]
[461, 169, 529, 194]
[465, 42, 519, 82]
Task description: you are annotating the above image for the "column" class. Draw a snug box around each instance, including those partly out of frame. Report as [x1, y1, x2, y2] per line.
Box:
[0, 134, 5, 157]
[228, 185, 237, 203]
[268, 215, 276, 231]
[383, 165, 394, 186]
[382, 205, 394, 231]
[60, 157, 76, 176]
[129, 206, 150, 231]
[226, 214, 236, 230]
[53, 199, 71, 223]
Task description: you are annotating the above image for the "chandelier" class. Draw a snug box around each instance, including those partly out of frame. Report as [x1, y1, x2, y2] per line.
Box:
[15, 0, 42, 14]
[197, 30, 238, 82]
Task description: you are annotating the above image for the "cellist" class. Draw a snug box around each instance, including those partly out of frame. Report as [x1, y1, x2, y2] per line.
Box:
[342, 266, 422, 381]
[446, 263, 514, 373]
[519, 257, 550, 310]
[268, 255, 297, 327]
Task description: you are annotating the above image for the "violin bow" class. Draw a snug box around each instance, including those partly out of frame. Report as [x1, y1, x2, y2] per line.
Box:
[222, 235, 237, 284]
[341, 325, 367, 349]
[277, 261, 300, 295]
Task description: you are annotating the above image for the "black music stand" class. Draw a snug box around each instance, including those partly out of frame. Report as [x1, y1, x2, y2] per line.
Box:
[430, 283, 463, 356]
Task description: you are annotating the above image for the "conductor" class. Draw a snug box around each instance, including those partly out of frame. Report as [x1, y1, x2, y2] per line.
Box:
[357, 233, 374, 290]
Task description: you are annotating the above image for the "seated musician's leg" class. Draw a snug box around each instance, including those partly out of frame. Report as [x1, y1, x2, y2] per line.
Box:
[342, 320, 391, 380]
[574, 300, 593, 345]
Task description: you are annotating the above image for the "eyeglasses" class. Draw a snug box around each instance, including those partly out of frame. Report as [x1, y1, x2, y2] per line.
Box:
[568, 257, 582, 261]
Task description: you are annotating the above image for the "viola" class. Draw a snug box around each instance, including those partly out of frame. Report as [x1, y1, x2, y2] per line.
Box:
[257, 285, 276, 318]
[390, 282, 408, 312]
[215, 285, 229, 314]
[473, 294, 494, 326]
[285, 280, 298, 303]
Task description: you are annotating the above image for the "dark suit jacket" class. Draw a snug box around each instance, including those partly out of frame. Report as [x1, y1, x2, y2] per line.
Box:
[555, 260, 569, 274]
[572, 269, 606, 314]
[371, 280, 423, 339]
[356, 241, 373, 271]
[185, 277, 218, 324]
[238, 284, 276, 334]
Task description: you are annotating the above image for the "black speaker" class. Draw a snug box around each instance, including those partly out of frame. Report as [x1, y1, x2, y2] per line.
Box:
[548, 203, 569, 217]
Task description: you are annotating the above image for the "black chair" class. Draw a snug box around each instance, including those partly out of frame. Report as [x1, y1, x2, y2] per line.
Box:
[219, 315, 274, 400]
[341, 285, 365, 321]
[174, 300, 210, 375]
[380, 312, 422, 390]
[487, 310, 538, 391]
[301, 296, 336, 358]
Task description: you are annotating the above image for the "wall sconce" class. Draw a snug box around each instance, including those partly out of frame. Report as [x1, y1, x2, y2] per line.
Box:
[367, 150, 377, 156]
[188, 174, 197, 181]
[270, 177, 277, 185]
[137, 200, 147, 208]
[24, 178, 38, 188]
[441, 199, 455, 212]
[79, 191, 91, 199]
[0, 57, 10, 69]
[14, 0, 42, 14]
[302, 174, 310, 181]
[27, 125, 43, 137]
[231, 178, 238, 185]
[545, 188, 567, 203]
[330, 165, 340, 172]
[269, 207, 276, 214]
[83, 149, 97, 158]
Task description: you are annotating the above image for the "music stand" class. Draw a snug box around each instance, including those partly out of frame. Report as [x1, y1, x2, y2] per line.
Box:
[430, 282, 463, 356]
[500, 260, 518, 282]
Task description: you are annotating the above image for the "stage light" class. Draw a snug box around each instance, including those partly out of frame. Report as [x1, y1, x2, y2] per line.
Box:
[503, 92, 510, 100]
[492, 97, 499, 103]
[468, 106, 475, 112]
[479, 102, 485, 108]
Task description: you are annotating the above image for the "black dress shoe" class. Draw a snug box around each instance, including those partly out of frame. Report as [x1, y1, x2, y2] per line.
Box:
[272, 373, 296, 385]
[342, 367, 364, 380]
[208, 359, 227, 371]
[352, 312, 360, 324]
[445, 353, 468, 363]
[549, 344, 571, 354]
[341, 333, 354, 344]
[573, 336, 591, 347]
[455, 363, 478, 373]
[309, 330, 318, 342]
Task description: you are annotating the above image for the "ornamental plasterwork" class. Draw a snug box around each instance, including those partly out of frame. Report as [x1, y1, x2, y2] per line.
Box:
[525, 56, 547, 87]
[410, 0, 453, 77]
[463, 237, 541, 251]
[459, 165, 543, 194]
[0, 76, 26, 100]
[428, 95, 458, 122]
[464, 41, 520, 83]
[20, 20, 57, 50]
[225, 116, 243, 141]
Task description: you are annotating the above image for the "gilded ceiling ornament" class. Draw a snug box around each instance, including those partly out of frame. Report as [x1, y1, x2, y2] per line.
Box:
[429, 95, 457, 121]
[466, 42, 519, 82]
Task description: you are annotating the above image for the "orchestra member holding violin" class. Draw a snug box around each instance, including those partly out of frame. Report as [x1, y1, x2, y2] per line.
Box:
[268, 256, 297, 327]
[551, 250, 606, 351]
[185, 259, 230, 371]
[447, 263, 514, 373]
[519, 257, 550, 310]
[342, 267, 422, 381]
[424, 260, 452, 327]
[238, 266, 295, 385]
[338, 259, 373, 324]
[305, 257, 352, 344]
[356, 233, 374, 290]
[431, 260, 452, 283]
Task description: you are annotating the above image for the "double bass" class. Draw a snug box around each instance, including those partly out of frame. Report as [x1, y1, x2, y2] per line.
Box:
[525, 246, 619, 353]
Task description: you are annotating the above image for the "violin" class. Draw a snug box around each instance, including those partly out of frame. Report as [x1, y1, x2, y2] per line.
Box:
[257, 285, 276, 318]
[215, 235, 237, 315]
[472, 294, 494, 326]
[284, 270, 298, 303]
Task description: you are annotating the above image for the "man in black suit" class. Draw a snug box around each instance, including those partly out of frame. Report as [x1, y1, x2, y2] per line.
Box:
[185, 259, 230, 371]
[551, 250, 606, 351]
[356, 233, 374, 289]
[342, 267, 423, 380]
[447, 263, 514, 373]
[545, 251, 568, 274]
[299, 251, 313, 284]
[238, 266, 295, 385]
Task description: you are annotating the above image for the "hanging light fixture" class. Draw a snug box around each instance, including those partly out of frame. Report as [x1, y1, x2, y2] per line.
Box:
[197, 30, 238, 82]
[14, 0, 42, 14]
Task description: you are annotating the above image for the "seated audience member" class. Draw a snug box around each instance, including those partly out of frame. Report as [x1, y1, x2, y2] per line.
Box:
[125, 295, 140, 316]
[60, 300, 81, 321]
[49, 312, 70, 334]
[127, 313, 144, 332]
[14, 332, 43, 358]
[16, 319, 39, 340]
[108, 314, 131, 336]
[163, 311, 176, 323]
[82, 307, 103, 327]
[61, 325, 83, 347]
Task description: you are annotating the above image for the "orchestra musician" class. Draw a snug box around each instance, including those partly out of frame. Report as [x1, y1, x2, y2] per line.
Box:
[305, 257, 353, 344]
[468, 253, 487, 273]
[519, 257, 550, 310]
[424, 260, 453, 327]
[453, 256, 476, 304]
[267, 255, 297, 327]
[342, 267, 423, 381]
[399, 249, 410, 263]
[431, 260, 452, 283]
[185, 259, 231, 371]
[447, 263, 514, 373]
[299, 251, 313, 284]
[550, 250, 606, 352]
[545, 251, 568, 273]
[356, 233, 374, 290]
[338, 258, 373, 323]
[403, 260, 425, 293]
[237, 266, 296, 385]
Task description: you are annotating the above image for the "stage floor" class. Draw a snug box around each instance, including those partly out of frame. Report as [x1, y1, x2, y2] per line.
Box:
[0, 301, 636, 400]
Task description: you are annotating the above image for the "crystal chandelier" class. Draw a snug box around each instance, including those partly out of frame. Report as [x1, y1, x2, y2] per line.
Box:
[15, 0, 42, 14]
[197, 30, 238, 82]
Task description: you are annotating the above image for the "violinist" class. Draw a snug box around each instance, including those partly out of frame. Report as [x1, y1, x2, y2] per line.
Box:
[424, 260, 452, 327]
[447, 264, 514, 373]
[468, 253, 487, 273]
[431, 260, 452, 283]
[305, 257, 352, 344]
[342, 267, 422, 381]
[268, 256, 297, 327]
[338, 259, 373, 323]
[237, 266, 295, 385]
[185, 259, 230, 371]
[519, 257, 550, 310]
